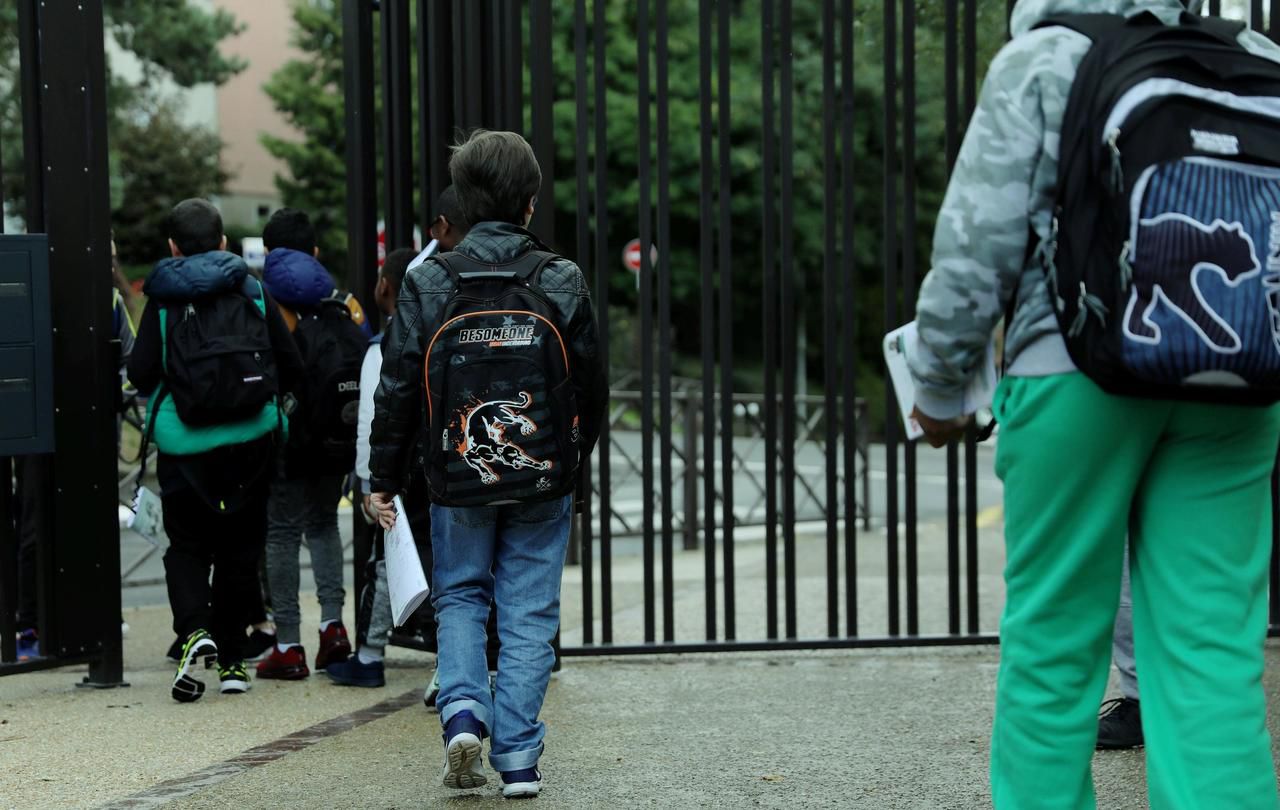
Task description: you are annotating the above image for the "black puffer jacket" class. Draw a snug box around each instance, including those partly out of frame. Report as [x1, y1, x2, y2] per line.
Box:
[368, 222, 608, 495]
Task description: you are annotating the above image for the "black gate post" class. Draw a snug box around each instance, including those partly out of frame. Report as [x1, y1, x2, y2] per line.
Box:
[344, 0, 378, 623]
[21, 0, 123, 686]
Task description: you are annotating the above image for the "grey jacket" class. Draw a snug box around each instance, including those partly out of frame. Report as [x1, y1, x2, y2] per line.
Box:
[908, 0, 1280, 420]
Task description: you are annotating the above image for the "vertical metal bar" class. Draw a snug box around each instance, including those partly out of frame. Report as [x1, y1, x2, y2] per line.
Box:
[346, 0, 379, 363]
[822, 0, 840, 639]
[698, 0, 718, 641]
[882, 0, 901, 638]
[761, 0, 780, 641]
[779, 0, 799, 640]
[840, 0, 858, 638]
[422, 0, 455, 214]
[381, 0, 414, 250]
[36, 0, 121, 681]
[592, 0, 614, 643]
[717, 0, 736, 642]
[344, 0, 378, 621]
[964, 0, 977, 117]
[637, 0, 656, 644]
[490, 0, 506, 129]
[942, 0, 962, 638]
[506, 6, 525, 134]
[657, 0, 676, 643]
[573, 0, 594, 646]
[529, 0, 556, 245]
[461, 1, 484, 128]
[1209, 0, 1222, 18]
[962, 0, 981, 636]
[1252, 0, 1265, 31]
[18, 0, 43, 232]
[0, 454, 13, 663]
[902, 0, 920, 638]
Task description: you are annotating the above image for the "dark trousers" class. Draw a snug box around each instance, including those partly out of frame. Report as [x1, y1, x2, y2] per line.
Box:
[162, 486, 268, 666]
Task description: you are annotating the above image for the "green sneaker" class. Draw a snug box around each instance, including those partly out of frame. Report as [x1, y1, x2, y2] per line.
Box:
[218, 661, 251, 695]
[172, 629, 218, 703]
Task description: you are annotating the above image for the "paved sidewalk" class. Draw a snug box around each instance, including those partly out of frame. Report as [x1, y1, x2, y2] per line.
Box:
[5, 520, 1280, 808]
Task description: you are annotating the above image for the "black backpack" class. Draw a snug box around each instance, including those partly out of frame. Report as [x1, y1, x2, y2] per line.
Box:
[1038, 11, 1280, 404]
[290, 296, 369, 473]
[161, 277, 279, 426]
[424, 249, 580, 506]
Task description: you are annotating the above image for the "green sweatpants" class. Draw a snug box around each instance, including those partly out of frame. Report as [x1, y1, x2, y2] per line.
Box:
[991, 373, 1280, 810]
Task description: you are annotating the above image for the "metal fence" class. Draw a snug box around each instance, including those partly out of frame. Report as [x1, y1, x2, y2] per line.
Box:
[345, 0, 1280, 655]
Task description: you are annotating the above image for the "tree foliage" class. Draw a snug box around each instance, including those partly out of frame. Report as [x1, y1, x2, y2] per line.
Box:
[113, 104, 231, 262]
[261, 1, 350, 279]
[545, 0, 1006, 389]
[0, 1, 243, 261]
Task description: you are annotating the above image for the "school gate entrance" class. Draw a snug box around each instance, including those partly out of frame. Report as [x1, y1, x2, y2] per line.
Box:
[340, 0, 1280, 658]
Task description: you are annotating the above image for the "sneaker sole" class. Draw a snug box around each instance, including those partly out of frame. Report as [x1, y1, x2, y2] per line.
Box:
[220, 678, 251, 694]
[172, 637, 217, 703]
[443, 734, 486, 789]
[256, 667, 310, 680]
[502, 782, 541, 799]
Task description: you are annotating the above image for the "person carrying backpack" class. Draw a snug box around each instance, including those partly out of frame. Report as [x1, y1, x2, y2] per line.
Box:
[129, 199, 302, 703]
[369, 131, 607, 799]
[908, 1, 1280, 807]
[255, 208, 368, 680]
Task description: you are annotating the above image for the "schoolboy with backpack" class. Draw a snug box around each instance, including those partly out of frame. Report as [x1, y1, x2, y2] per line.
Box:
[255, 208, 368, 681]
[369, 131, 607, 798]
[908, 1, 1280, 806]
[128, 199, 302, 703]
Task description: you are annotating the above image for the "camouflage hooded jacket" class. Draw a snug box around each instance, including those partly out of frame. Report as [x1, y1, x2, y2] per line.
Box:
[907, 0, 1280, 420]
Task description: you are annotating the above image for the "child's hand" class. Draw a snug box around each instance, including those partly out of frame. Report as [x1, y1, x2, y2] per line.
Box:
[369, 492, 398, 531]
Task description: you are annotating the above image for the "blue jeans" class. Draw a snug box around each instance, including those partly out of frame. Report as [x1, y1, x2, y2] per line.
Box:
[431, 496, 571, 773]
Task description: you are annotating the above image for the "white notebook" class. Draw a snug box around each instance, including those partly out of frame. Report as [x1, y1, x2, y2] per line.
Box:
[385, 496, 431, 627]
[883, 321, 997, 441]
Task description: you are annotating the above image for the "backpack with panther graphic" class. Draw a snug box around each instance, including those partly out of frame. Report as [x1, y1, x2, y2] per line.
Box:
[423, 249, 580, 506]
[1037, 11, 1280, 403]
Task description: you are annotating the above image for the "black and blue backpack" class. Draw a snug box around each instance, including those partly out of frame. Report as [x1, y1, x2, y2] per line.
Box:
[422, 250, 581, 507]
[1038, 11, 1280, 403]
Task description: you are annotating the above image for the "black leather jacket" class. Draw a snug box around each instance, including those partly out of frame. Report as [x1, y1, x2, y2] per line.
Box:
[368, 222, 609, 495]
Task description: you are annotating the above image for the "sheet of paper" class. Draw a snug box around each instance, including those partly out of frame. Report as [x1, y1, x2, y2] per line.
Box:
[129, 485, 168, 547]
[883, 321, 997, 442]
[407, 239, 439, 270]
[385, 495, 430, 627]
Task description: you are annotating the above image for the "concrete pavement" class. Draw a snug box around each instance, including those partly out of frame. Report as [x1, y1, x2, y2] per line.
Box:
[5, 516, 1280, 808]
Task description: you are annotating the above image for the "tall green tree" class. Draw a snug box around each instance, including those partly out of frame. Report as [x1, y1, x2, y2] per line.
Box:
[112, 104, 231, 263]
[262, 1, 350, 280]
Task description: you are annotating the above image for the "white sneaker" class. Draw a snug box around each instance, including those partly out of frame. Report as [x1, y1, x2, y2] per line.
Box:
[500, 769, 542, 799]
[423, 669, 441, 711]
[442, 732, 486, 789]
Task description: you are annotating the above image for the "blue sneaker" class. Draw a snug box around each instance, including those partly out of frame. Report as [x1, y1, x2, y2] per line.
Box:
[325, 656, 386, 688]
[15, 629, 39, 661]
[441, 711, 487, 789]
[501, 767, 542, 799]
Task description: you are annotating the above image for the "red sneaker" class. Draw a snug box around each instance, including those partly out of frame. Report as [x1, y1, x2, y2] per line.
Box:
[256, 645, 310, 680]
[315, 623, 352, 671]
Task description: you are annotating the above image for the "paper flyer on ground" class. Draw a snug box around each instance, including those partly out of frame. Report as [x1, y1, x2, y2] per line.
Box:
[883, 321, 997, 442]
[385, 495, 430, 627]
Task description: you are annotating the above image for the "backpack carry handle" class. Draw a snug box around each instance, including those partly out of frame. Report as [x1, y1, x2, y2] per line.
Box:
[435, 250, 557, 287]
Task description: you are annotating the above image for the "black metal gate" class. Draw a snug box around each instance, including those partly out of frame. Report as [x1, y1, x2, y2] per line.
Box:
[345, 0, 1280, 656]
